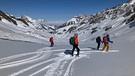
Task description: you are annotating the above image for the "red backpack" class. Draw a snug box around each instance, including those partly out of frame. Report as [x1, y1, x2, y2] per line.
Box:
[103, 36, 107, 43]
[50, 37, 53, 42]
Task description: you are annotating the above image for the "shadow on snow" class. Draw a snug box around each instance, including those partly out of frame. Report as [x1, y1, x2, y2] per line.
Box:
[64, 50, 72, 55]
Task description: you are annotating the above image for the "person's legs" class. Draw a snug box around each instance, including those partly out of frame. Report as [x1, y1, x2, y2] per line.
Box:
[106, 44, 110, 52]
[71, 45, 75, 56]
[50, 42, 54, 47]
[101, 43, 107, 51]
[52, 42, 54, 47]
[97, 42, 100, 50]
[76, 46, 80, 56]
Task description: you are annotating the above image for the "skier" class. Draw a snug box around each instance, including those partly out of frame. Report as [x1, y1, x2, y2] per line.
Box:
[96, 36, 102, 50]
[71, 33, 80, 57]
[101, 34, 113, 52]
[49, 37, 54, 47]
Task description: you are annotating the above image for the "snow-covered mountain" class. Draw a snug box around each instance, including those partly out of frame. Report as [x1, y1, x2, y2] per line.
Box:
[0, 0, 135, 43]
[0, 10, 56, 43]
[0, 1, 135, 76]
[56, 0, 135, 41]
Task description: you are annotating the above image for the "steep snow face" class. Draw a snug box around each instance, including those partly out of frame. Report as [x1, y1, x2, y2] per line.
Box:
[129, 0, 135, 4]
[1, 0, 135, 44]
[67, 18, 78, 24]
[20, 15, 36, 22]
[0, 10, 56, 43]
[20, 15, 46, 23]
[55, 0, 135, 42]
[67, 14, 87, 25]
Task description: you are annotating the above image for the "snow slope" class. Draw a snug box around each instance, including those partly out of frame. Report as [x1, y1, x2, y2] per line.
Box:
[73, 26, 135, 76]
[0, 25, 134, 76]
[0, 0, 135, 76]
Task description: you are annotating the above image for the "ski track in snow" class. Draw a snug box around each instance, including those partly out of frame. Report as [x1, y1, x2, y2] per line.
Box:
[0, 47, 119, 76]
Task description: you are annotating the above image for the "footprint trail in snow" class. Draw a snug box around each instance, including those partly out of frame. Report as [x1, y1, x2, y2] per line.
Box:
[0, 47, 119, 76]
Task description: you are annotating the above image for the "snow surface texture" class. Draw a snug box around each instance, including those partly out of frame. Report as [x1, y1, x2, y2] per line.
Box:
[0, 26, 135, 76]
[129, 0, 135, 4]
[0, 10, 135, 76]
[0, 39, 119, 76]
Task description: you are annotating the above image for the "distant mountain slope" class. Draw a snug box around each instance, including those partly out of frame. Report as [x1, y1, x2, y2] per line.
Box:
[56, 0, 135, 39]
[0, 10, 55, 43]
[0, 0, 135, 43]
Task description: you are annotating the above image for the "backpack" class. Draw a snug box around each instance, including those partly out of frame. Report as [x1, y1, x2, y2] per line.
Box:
[103, 36, 107, 43]
[69, 37, 75, 45]
[96, 37, 99, 43]
[50, 37, 53, 42]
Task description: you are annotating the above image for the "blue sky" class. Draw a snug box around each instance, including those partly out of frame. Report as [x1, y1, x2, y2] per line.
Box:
[0, 0, 128, 22]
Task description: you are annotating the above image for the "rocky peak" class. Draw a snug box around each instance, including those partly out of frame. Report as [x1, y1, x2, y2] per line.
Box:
[128, 0, 135, 4]
[0, 10, 17, 25]
[56, 0, 135, 34]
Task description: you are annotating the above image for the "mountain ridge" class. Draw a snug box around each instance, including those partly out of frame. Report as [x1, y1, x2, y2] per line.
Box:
[56, 0, 135, 35]
[0, 0, 135, 43]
